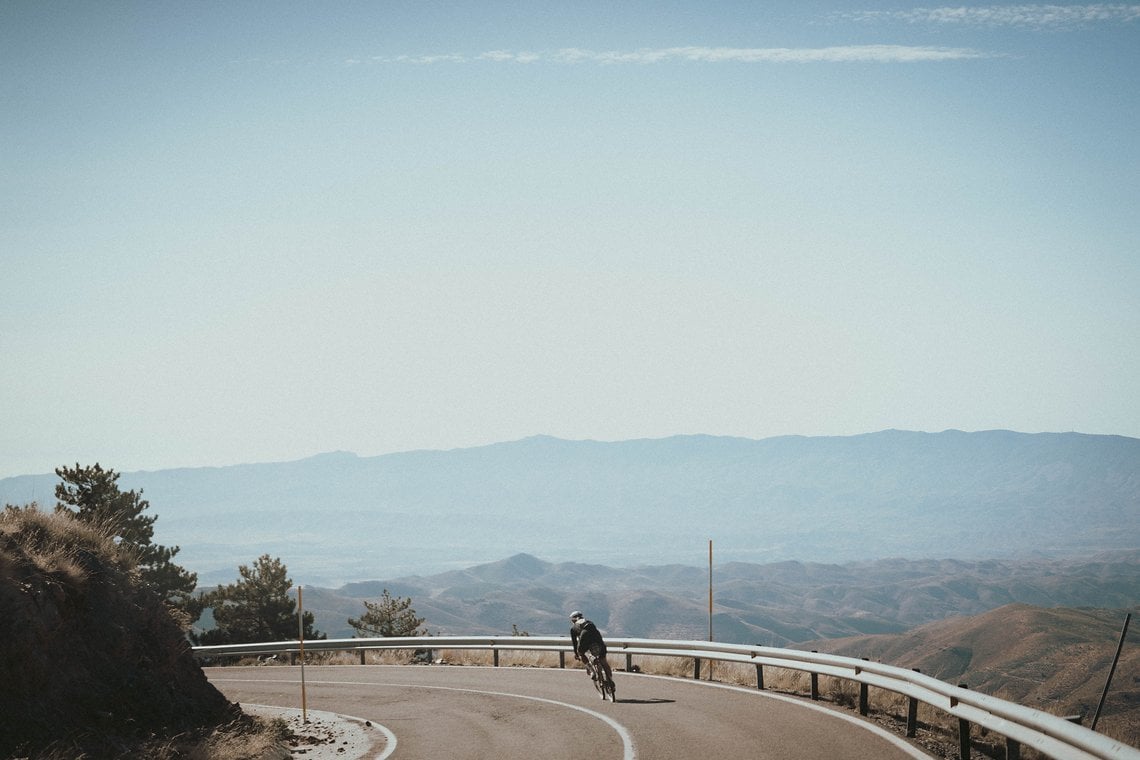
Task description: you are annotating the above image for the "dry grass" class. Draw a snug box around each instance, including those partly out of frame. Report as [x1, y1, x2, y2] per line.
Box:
[69, 715, 295, 760]
[298, 647, 569, 669]
[14, 699, 291, 760]
[185, 716, 292, 760]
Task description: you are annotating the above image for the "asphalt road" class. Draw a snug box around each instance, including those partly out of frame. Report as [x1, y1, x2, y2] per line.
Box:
[205, 664, 933, 759]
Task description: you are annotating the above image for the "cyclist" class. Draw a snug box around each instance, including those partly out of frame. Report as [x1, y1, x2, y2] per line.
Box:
[570, 610, 613, 691]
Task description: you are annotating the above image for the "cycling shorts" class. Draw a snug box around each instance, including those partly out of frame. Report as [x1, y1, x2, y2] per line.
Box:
[584, 641, 607, 658]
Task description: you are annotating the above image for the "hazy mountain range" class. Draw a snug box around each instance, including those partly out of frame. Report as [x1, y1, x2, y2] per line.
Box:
[1, 429, 1137, 586]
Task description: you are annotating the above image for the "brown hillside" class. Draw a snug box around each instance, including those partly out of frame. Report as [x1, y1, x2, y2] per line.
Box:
[0, 507, 236, 757]
[801, 603, 1140, 747]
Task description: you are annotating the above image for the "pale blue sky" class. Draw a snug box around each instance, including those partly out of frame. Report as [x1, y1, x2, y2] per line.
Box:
[2, 2, 1138, 478]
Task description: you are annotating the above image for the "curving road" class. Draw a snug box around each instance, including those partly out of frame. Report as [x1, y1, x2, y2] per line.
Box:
[205, 664, 932, 759]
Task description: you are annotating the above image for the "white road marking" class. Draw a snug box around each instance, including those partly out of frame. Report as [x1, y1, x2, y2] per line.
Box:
[636, 674, 932, 759]
[371, 680, 636, 760]
[215, 677, 636, 760]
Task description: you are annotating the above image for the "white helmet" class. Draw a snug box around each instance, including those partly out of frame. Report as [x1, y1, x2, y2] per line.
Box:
[570, 610, 583, 622]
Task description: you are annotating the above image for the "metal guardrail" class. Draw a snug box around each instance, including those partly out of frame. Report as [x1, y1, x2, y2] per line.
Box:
[194, 635, 1140, 760]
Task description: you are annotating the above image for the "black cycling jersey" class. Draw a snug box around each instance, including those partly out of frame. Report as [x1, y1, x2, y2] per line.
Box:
[571, 618, 607, 657]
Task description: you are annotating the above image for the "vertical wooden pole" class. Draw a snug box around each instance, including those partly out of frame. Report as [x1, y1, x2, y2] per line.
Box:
[708, 539, 713, 642]
[708, 539, 714, 681]
[298, 586, 307, 723]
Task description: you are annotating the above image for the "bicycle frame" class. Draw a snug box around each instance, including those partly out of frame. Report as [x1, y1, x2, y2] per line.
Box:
[584, 650, 615, 701]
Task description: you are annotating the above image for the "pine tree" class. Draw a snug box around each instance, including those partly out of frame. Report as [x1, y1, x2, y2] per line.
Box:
[195, 554, 323, 644]
[348, 589, 426, 638]
[54, 463, 198, 614]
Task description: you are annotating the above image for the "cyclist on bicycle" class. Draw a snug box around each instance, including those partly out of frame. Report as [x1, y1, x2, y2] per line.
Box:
[570, 611, 613, 687]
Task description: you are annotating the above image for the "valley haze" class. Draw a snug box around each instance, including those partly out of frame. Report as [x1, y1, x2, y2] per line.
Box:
[2, 429, 1136, 588]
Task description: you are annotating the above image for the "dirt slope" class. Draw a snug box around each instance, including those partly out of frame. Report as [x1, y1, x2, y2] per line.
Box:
[0, 508, 235, 757]
[802, 603, 1140, 746]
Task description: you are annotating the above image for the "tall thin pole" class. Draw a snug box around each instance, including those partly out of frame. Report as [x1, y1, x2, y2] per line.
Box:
[1091, 612, 1130, 731]
[708, 539, 714, 681]
[708, 539, 713, 642]
[298, 585, 308, 723]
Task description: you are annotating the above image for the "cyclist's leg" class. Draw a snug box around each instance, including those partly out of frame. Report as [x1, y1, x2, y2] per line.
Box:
[596, 646, 613, 682]
[589, 653, 607, 698]
[583, 652, 598, 680]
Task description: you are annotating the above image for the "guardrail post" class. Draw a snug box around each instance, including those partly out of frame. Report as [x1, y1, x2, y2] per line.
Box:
[957, 683, 971, 760]
[559, 651, 565, 668]
[493, 649, 499, 667]
[625, 652, 633, 672]
[859, 658, 869, 715]
[694, 657, 701, 680]
[359, 649, 365, 665]
[906, 669, 920, 738]
[810, 652, 819, 700]
[755, 663, 764, 690]
[1005, 737, 1020, 760]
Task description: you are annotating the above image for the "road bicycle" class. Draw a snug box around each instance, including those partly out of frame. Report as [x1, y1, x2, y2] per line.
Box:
[582, 651, 616, 702]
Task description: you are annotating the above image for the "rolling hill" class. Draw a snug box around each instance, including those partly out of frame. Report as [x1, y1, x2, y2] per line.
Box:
[293, 554, 1140, 746]
[802, 604, 1140, 745]
[298, 551, 1140, 644]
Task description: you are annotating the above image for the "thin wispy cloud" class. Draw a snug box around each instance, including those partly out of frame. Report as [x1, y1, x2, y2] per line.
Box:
[840, 4, 1140, 29]
[386, 53, 469, 65]
[367, 44, 992, 66]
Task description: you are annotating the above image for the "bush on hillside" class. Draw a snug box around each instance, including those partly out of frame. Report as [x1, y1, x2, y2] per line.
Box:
[54, 462, 200, 618]
[193, 553, 324, 645]
[348, 588, 426, 638]
[0, 505, 235, 757]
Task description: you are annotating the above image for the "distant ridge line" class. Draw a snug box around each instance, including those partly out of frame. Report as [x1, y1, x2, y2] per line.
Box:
[1, 429, 1136, 587]
[3, 428, 1137, 479]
